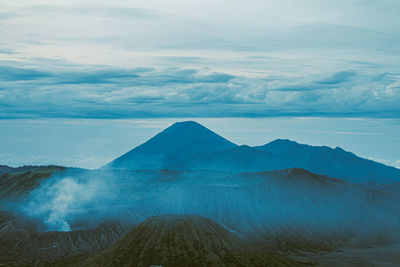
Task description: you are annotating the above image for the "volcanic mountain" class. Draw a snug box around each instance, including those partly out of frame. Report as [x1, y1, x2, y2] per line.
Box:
[103, 121, 237, 170]
[103, 121, 400, 183]
[78, 215, 296, 267]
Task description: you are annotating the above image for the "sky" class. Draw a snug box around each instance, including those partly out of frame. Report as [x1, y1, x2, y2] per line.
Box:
[0, 0, 399, 168]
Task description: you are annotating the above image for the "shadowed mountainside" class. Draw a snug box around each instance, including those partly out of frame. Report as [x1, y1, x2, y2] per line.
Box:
[103, 121, 400, 183]
[103, 121, 237, 170]
[168, 145, 290, 173]
[255, 139, 400, 184]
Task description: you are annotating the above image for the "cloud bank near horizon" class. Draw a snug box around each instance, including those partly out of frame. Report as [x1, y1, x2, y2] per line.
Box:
[0, 60, 399, 118]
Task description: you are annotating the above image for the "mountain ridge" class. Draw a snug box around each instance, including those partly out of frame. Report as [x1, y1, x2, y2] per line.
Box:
[102, 121, 400, 184]
[78, 214, 296, 267]
[255, 138, 400, 183]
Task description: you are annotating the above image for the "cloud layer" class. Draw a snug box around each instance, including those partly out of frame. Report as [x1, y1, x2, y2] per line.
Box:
[0, 0, 399, 119]
[0, 59, 399, 119]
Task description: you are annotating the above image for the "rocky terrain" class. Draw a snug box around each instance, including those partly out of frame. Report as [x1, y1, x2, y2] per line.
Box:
[0, 165, 65, 200]
[76, 215, 297, 267]
[0, 210, 127, 266]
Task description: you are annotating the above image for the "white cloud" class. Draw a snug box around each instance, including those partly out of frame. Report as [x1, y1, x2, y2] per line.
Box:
[395, 160, 400, 169]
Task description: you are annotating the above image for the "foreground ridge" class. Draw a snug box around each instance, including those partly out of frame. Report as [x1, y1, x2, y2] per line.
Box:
[78, 214, 298, 267]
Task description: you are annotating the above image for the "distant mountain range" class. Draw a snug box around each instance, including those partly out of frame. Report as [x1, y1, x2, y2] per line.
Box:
[103, 121, 400, 184]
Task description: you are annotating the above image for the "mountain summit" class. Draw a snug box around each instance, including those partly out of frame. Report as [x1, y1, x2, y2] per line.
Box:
[103, 121, 237, 170]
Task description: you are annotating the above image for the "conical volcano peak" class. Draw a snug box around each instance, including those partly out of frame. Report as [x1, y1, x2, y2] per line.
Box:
[161, 120, 220, 137]
[169, 120, 204, 130]
[103, 121, 237, 170]
[141, 121, 236, 152]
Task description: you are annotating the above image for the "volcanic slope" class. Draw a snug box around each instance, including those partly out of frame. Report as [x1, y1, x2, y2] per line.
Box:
[0, 165, 65, 200]
[0, 210, 128, 266]
[103, 121, 237, 170]
[79, 215, 298, 267]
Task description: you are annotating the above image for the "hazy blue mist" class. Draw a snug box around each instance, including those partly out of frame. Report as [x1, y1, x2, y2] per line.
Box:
[18, 168, 400, 249]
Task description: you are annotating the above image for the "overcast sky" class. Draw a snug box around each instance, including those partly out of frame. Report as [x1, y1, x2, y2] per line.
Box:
[0, 0, 399, 168]
[1, 0, 400, 118]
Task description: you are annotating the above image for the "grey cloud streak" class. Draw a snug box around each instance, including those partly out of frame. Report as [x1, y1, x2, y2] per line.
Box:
[0, 60, 399, 119]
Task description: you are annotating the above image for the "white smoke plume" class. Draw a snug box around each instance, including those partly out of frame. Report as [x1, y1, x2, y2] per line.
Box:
[24, 170, 114, 231]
